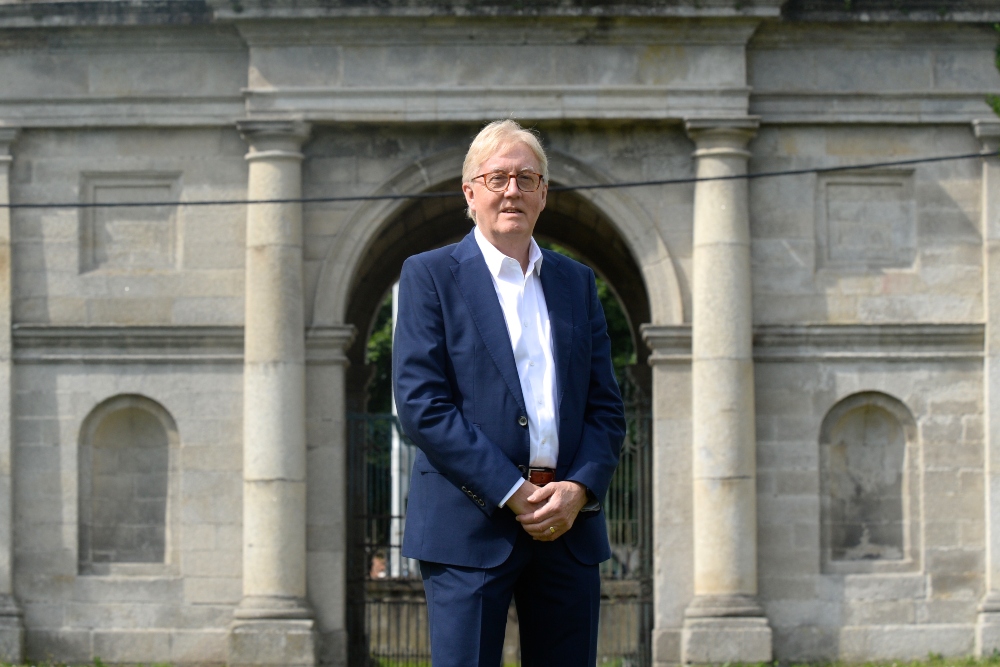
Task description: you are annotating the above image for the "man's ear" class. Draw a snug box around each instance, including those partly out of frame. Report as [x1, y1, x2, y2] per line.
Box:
[462, 182, 476, 216]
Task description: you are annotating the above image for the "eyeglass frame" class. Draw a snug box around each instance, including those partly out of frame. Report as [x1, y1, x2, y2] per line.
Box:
[471, 170, 546, 193]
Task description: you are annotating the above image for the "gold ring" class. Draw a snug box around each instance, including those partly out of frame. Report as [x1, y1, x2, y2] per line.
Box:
[549, 526, 556, 534]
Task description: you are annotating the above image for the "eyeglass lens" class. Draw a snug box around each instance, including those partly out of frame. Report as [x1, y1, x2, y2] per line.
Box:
[484, 173, 541, 192]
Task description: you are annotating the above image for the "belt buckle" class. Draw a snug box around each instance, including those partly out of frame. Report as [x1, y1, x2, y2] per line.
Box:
[520, 465, 555, 487]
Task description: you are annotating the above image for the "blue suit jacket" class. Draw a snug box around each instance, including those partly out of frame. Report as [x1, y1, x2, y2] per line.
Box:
[392, 229, 626, 569]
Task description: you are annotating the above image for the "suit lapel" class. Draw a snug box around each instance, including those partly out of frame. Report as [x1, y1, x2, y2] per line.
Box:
[539, 250, 574, 411]
[450, 233, 527, 415]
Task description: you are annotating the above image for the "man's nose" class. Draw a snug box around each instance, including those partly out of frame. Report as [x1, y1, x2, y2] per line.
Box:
[504, 175, 522, 195]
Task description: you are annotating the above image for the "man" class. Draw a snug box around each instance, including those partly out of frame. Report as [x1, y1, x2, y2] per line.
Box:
[392, 119, 626, 666]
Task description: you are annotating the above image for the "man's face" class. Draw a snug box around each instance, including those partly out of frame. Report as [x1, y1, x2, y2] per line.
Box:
[462, 142, 547, 246]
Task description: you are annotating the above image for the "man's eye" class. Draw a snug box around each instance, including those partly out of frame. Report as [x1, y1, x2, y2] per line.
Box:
[486, 174, 509, 188]
[516, 174, 540, 190]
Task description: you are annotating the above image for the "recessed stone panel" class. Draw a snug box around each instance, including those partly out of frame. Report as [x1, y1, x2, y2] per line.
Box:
[79, 174, 180, 274]
[817, 171, 915, 270]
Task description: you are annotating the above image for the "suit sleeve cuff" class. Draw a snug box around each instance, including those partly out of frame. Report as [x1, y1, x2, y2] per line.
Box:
[499, 477, 525, 508]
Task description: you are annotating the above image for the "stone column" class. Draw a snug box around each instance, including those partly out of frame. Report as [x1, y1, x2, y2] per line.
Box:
[681, 117, 772, 664]
[304, 325, 355, 667]
[0, 129, 22, 664]
[975, 118, 1000, 656]
[229, 120, 316, 667]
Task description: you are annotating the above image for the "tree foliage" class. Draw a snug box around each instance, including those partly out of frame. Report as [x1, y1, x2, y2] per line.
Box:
[990, 24, 1000, 118]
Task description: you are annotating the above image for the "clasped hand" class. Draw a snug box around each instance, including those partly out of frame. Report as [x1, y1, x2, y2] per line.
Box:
[506, 480, 588, 541]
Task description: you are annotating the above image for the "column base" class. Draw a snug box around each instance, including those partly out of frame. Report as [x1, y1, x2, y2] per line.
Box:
[228, 597, 316, 667]
[976, 593, 1000, 656]
[316, 629, 348, 666]
[652, 627, 681, 665]
[228, 619, 316, 667]
[682, 595, 772, 664]
[0, 594, 24, 664]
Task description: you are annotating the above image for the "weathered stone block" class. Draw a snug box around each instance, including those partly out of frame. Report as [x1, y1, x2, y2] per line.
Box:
[25, 629, 91, 664]
[840, 624, 973, 661]
[170, 629, 227, 663]
[92, 629, 170, 663]
[652, 627, 681, 666]
[228, 619, 316, 667]
[682, 617, 772, 664]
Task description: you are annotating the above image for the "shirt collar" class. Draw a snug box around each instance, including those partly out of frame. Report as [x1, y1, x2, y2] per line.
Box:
[474, 226, 544, 278]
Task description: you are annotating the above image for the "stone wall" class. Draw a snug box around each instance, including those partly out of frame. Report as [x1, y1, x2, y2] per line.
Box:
[0, 1, 997, 665]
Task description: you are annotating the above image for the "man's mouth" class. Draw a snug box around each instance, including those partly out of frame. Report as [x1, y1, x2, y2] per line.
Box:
[501, 207, 522, 215]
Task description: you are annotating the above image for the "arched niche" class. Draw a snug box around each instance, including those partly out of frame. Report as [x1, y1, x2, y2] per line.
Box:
[311, 147, 683, 411]
[818, 391, 920, 574]
[77, 394, 180, 576]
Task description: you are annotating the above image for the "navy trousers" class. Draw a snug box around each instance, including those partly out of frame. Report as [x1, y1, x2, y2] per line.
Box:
[420, 529, 601, 667]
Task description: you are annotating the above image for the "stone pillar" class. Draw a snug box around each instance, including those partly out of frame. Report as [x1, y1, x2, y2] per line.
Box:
[975, 118, 1000, 656]
[304, 326, 356, 667]
[0, 129, 22, 664]
[681, 117, 772, 664]
[643, 325, 694, 666]
[229, 120, 316, 667]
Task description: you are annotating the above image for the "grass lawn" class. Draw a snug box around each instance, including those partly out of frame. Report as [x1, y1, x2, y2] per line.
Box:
[5, 655, 1000, 667]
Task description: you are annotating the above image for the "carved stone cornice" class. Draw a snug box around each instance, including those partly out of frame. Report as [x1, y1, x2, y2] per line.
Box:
[213, 1, 785, 21]
[642, 323, 986, 364]
[11, 324, 357, 365]
[244, 86, 752, 124]
[12, 325, 244, 364]
[975, 119, 1000, 153]
[0, 129, 18, 161]
[305, 326, 356, 365]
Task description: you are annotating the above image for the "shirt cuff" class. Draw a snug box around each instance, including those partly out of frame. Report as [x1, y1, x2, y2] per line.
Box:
[499, 477, 525, 508]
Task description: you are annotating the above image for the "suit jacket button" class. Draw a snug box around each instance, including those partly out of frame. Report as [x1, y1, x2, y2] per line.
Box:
[518, 416, 528, 427]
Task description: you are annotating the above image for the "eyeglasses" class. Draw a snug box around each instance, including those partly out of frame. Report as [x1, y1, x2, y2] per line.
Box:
[473, 171, 545, 193]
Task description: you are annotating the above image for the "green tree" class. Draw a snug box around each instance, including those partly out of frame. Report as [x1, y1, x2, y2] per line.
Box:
[365, 294, 394, 414]
[990, 24, 1000, 117]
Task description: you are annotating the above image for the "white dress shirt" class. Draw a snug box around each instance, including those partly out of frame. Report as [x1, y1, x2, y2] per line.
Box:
[473, 227, 560, 507]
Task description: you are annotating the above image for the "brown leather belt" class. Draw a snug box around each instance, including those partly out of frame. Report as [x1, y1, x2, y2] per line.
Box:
[518, 465, 555, 487]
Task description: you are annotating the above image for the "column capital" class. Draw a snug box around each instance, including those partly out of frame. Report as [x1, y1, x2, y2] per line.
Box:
[685, 116, 759, 159]
[640, 324, 691, 365]
[237, 120, 312, 162]
[975, 119, 1000, 154]
[0, 128, 20, 163]
[305, 325, 357, 366]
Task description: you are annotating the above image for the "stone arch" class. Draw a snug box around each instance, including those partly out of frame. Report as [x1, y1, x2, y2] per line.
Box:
[818, 391, 920, 574]
[311, 146, 683, 409]
[78, 394, 180, 575]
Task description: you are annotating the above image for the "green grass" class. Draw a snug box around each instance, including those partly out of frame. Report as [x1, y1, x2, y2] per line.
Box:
[5, 655, 1000, 667]
[0, 661, 172, 667]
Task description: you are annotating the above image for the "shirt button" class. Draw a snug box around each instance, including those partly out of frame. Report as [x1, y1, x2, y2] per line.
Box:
[529, 361, 535, 366]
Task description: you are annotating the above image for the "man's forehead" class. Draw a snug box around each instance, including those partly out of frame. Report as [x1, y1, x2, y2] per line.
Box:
[479, 148, 540, 171]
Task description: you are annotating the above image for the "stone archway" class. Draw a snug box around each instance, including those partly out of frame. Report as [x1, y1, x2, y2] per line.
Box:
[339, 177, 659, 411]
[309, 146, 683, 665]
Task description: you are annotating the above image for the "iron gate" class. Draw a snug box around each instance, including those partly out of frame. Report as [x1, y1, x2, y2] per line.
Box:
[347, 378, 652, 666]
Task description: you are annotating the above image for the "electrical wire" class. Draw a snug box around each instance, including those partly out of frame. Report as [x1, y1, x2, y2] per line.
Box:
[1, 149, 997, 210]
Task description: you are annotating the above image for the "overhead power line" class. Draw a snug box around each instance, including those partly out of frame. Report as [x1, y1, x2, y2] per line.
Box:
[1, 150, 997, 211]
